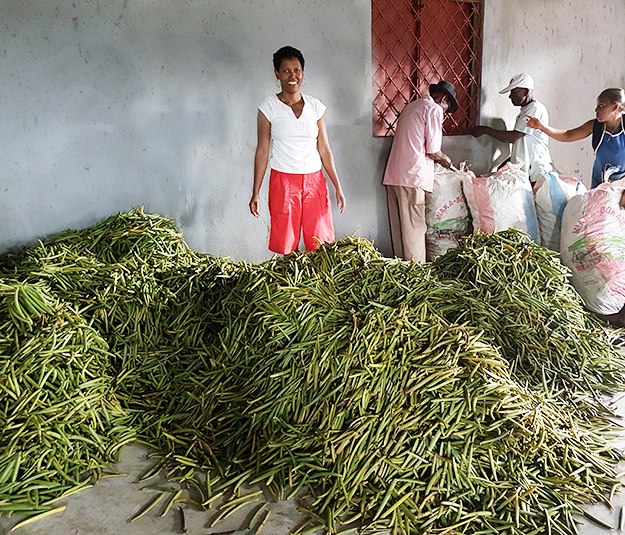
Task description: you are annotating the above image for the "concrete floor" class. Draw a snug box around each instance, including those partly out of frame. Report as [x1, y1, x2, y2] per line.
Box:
[2, 398, 625, 535]
[0, 442, 307, 535]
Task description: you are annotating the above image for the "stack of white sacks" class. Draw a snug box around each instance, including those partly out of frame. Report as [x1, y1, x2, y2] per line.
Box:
[425, 161, 625, 316]
[425, 160, 584, 259]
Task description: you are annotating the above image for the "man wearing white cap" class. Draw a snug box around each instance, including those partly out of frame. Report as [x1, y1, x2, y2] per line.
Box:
[471, 73, 553, 181]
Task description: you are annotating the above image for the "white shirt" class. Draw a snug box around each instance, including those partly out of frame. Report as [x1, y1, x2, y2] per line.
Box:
[258, 94, 327, 174]
[511, 100, 553, 180]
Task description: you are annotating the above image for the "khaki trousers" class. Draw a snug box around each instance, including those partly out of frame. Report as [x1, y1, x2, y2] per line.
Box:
[385, 185, 426, 263]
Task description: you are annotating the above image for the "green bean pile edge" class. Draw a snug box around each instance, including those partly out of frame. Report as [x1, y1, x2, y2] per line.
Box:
[1, 207, 624, 535]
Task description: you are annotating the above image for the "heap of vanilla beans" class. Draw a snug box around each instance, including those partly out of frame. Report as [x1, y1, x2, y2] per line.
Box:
[0, 208, 624, 534]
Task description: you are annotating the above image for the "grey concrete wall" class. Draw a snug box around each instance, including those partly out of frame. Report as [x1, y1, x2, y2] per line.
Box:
[0, 0, 391, 262]
[478, 0, 625, 183]
[1, 1, 624, 262]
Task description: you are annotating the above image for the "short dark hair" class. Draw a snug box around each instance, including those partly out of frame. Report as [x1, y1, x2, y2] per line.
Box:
[273, 46, 305, 71]
[599, 87, 625, 112]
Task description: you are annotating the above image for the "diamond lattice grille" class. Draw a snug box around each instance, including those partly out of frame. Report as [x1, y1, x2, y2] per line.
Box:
[372, 0, 484, 137]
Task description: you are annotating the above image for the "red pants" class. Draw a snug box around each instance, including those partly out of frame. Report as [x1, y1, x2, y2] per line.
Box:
[268, 169, 335, 254]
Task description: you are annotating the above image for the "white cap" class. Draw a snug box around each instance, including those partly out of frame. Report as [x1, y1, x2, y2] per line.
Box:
[499, 73, 535, 93]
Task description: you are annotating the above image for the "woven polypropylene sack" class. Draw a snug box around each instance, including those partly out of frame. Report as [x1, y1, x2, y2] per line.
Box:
[533, 171, 587, 252]
[560, 182, 625, 315]
[461, 161, 540, 244]
[425, 166, 474, 260]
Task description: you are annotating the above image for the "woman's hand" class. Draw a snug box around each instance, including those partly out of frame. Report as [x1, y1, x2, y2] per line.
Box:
[526, 115, 544, 131]
[316, 114, 346, 214]
[251, 111, 271, 219]
[249, 194, 261, 218]
[335, 188, 346, 214]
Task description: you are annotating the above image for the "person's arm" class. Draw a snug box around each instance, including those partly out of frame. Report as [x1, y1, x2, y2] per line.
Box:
[525, 116, 594, 142]
[250, 111, 271, 218]
[469, 125, 524, 144]
[426, 150, 453, 168]
[424, 105, 453, 168]
[317, 114, 346, 214]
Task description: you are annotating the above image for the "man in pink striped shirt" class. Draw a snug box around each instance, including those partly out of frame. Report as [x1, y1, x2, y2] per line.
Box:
[382, 81, 457, 262]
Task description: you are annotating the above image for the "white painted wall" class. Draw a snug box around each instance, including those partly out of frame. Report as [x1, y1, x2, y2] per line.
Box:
[477, 0, 625, 182]
[1, 1, 624, 262]
[0, 0, 389, 262]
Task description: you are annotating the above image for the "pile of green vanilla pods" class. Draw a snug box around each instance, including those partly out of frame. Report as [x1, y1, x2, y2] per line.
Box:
[1, 207, 625, 534]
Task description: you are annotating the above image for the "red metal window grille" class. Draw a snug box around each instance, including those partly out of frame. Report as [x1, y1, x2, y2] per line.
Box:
[372, 0, 484, 137]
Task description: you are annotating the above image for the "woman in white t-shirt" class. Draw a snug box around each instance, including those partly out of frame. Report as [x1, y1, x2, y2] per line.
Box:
[249, 46, 346, 255]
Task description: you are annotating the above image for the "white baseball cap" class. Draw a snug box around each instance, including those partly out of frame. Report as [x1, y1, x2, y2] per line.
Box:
[499, 73, 535, 93]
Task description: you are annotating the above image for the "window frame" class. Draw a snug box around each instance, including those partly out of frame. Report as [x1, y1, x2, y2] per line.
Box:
[372, 0, 484, 137]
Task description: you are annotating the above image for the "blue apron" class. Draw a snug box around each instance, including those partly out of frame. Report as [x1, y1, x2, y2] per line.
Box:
[592, 118, 625, 188]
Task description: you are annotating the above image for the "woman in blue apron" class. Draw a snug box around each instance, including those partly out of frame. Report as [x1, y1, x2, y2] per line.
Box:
[526, 87, 625, 188]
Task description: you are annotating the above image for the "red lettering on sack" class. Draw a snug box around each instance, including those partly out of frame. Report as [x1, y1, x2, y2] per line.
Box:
[435, 197, 464, 221]
[573, 209, 625, 234]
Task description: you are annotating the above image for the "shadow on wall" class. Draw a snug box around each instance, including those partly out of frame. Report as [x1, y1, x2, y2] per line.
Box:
[374, 137, 393, 257]
[470, 118, 511, 174]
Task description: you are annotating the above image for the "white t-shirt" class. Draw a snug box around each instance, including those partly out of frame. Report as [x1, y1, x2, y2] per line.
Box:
[258, 94, 327, 174]
[511, 100, 553, 180]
